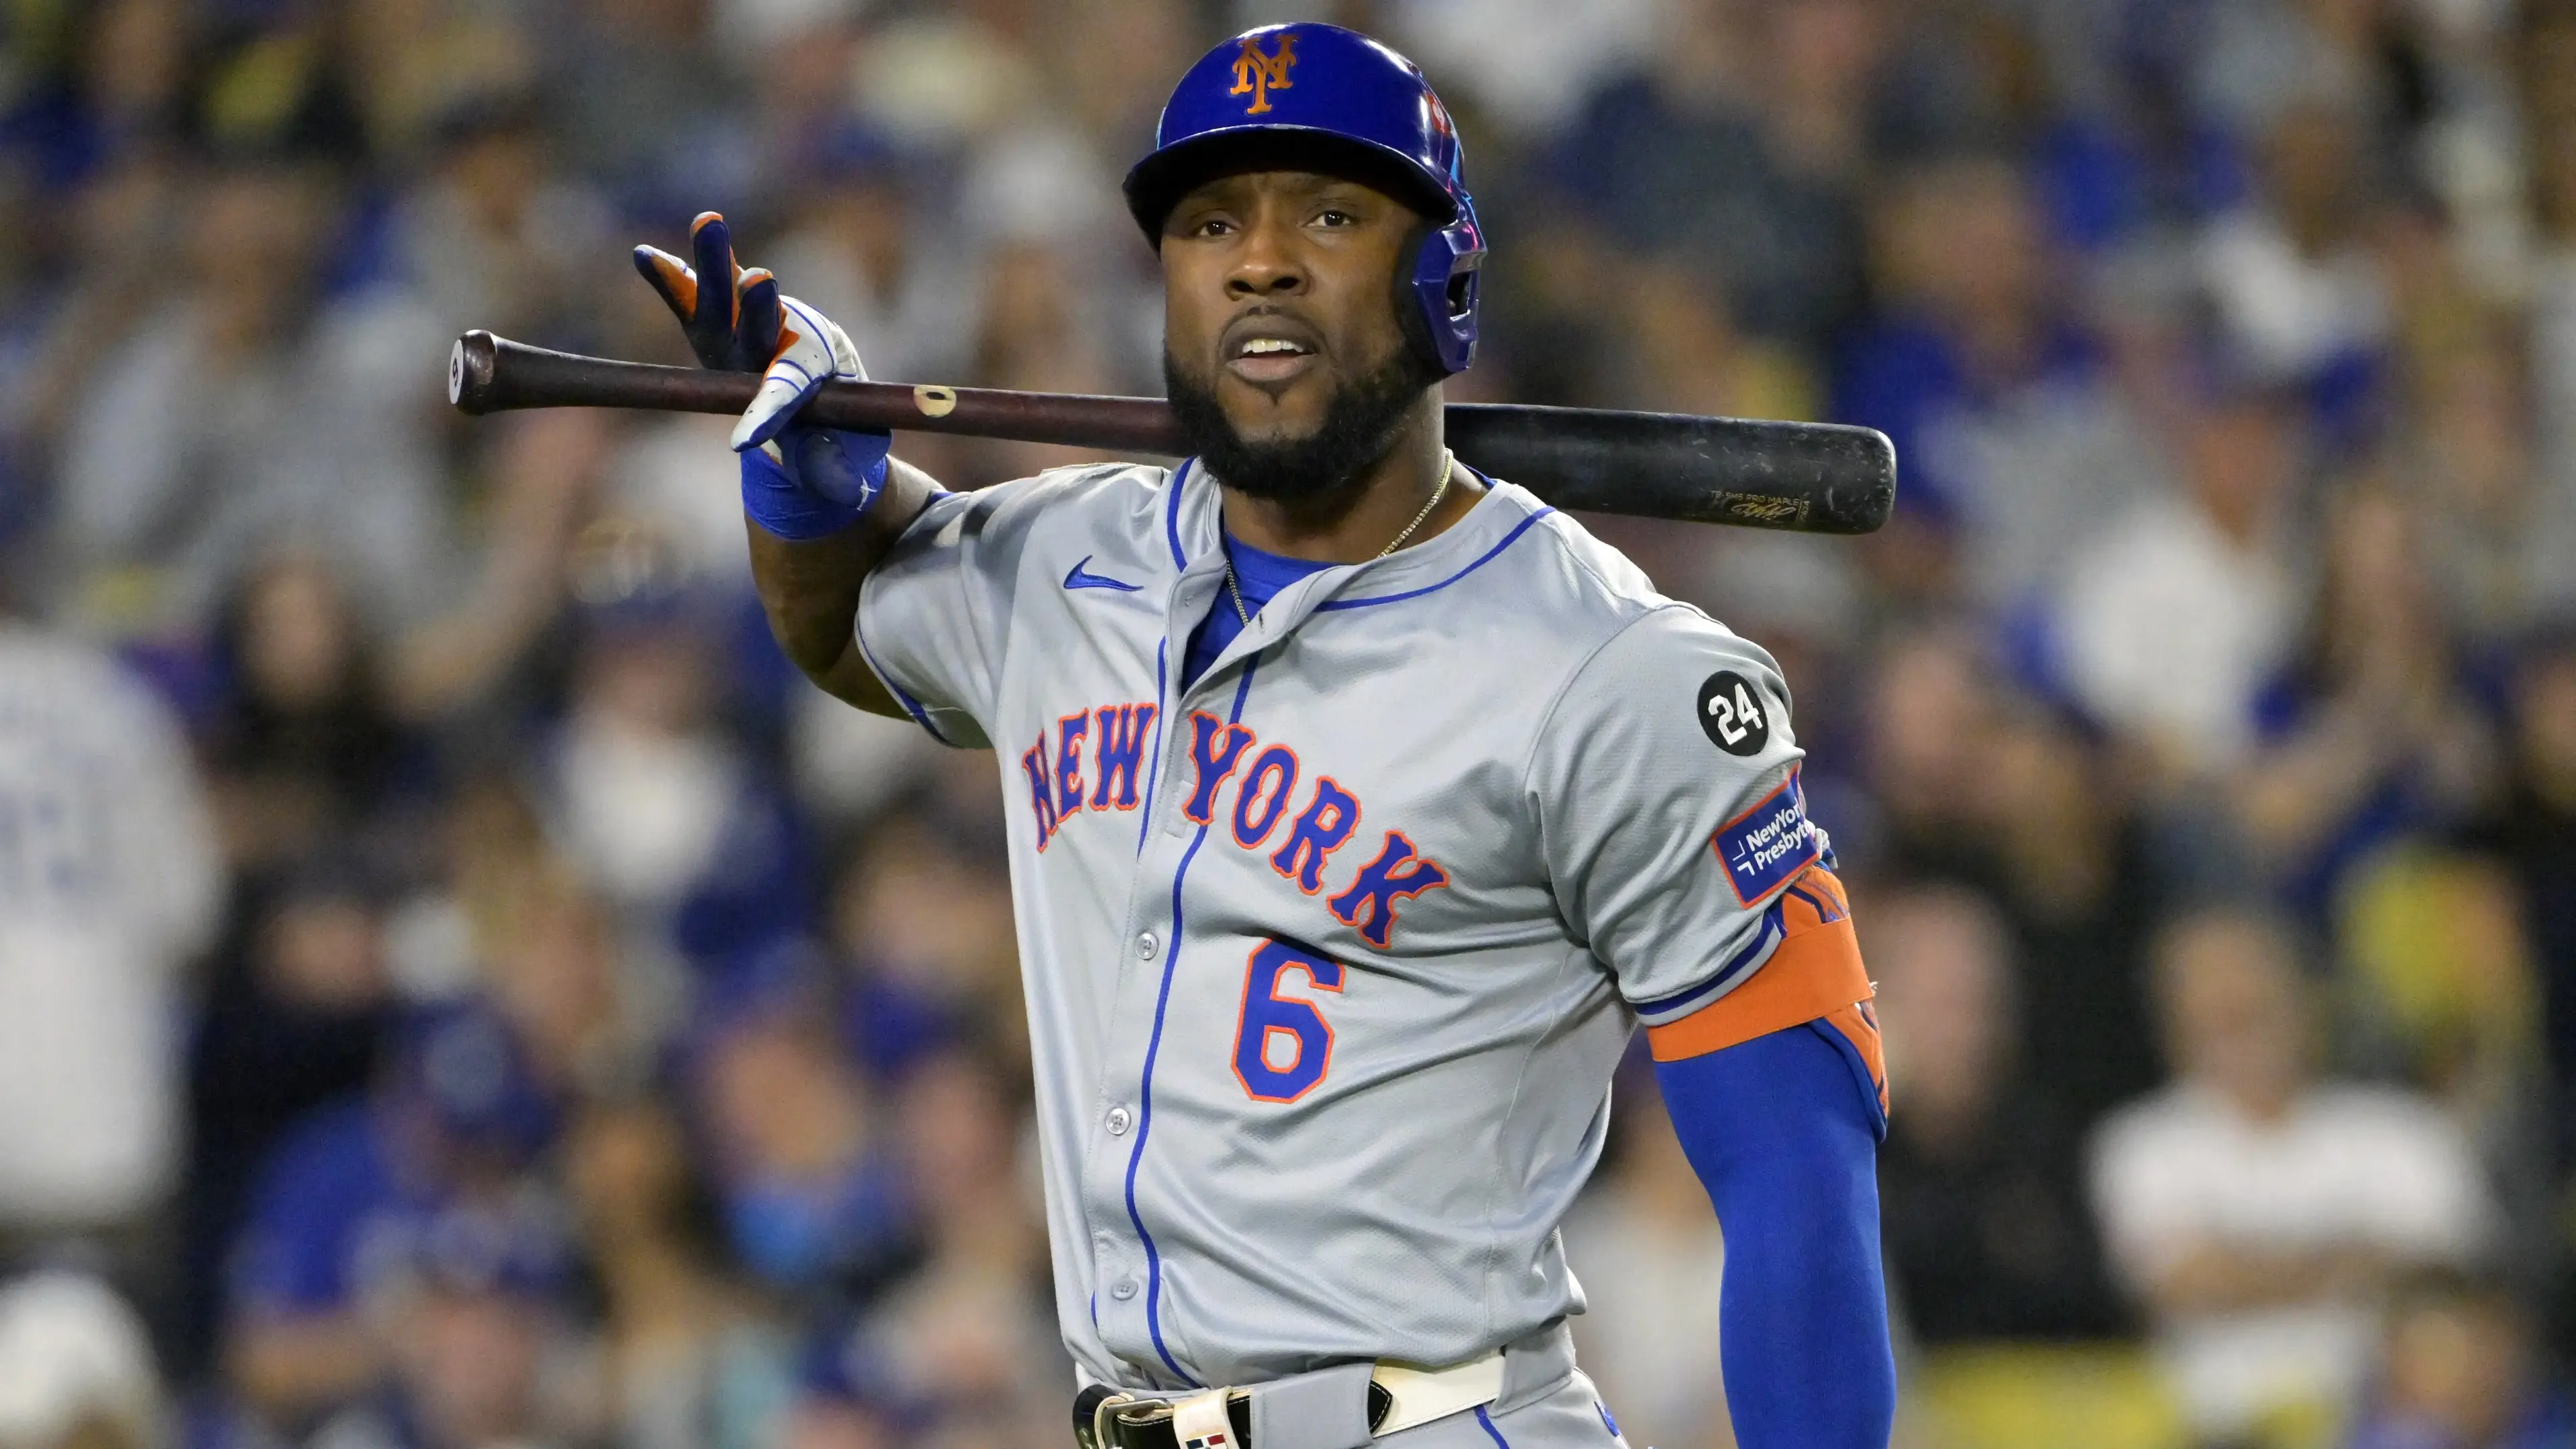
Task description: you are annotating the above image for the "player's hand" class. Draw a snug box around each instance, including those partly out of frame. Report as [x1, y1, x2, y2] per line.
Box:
[633, 212, 890, 531]
[635, 211, 776, 372]
[734, 280, 885, 513]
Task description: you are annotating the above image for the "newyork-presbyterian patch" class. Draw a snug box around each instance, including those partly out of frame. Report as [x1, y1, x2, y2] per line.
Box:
[1711, 766, 1820, 907]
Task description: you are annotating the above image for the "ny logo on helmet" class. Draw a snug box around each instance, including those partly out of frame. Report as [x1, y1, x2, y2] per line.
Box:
[1229, 32, 1297, 114]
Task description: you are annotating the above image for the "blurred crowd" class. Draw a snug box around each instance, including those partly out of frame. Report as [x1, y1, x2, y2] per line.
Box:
[3, 0, 2575, 1446]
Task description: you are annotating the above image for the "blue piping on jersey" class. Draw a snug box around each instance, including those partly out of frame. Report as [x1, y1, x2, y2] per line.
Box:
[1628, 900, 1784, 1019]
[1137, 641, 1169, 855]
[1313, 508, 1555, 611]
[1474, 1405, 1511, 1448]
[1123, 654, 1256, 1387]
[1165, 458, 1195, 570]
[852, 612, 951, 745]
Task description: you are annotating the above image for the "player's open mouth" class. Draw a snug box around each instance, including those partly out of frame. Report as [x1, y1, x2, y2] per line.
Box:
[1223, 318, 1322, 386]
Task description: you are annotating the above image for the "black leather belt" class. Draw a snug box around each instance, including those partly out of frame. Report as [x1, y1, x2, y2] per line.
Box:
[1073, 1383, 1395, 1449]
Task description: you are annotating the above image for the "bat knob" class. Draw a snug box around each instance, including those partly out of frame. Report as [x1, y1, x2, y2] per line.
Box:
[448, 331, 501, 414]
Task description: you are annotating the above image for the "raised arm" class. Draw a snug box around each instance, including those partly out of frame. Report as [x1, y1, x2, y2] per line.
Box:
[634, 213, 940, 715]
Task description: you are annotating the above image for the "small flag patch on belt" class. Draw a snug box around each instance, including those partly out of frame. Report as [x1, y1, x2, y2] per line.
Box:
[1185, 1434, 1227, 1449]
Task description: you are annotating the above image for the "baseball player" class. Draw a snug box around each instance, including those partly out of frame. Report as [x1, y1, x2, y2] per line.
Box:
[635, 23, 1894, 1449]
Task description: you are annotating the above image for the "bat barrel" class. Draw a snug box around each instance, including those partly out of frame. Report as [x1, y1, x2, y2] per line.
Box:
[1446, 406, 1896, 535]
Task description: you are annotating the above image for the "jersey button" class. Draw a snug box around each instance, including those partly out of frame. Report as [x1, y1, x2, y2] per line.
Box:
[1136, 932, 1159, 961]
[1110, 1277, 1139, 1301]
[1106, 1106, 1133, 1136]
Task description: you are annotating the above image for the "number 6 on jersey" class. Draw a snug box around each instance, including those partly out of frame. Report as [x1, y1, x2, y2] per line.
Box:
[1233, 938, 1344, 1102]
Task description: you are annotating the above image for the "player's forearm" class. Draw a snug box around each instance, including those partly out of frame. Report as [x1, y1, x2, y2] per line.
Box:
[746, 455, 939, 714]
[1657, 1026, 1896, 1448]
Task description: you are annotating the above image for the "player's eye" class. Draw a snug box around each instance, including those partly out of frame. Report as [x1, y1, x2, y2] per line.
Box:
[1313, 209, 1355, 227]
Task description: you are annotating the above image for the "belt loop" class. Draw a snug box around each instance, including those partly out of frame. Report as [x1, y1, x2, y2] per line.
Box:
[1171, 1390, 1234, 1448]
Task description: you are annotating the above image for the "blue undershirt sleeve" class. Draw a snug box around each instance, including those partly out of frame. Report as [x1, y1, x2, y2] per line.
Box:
[1652, 1023, 1897, 1449]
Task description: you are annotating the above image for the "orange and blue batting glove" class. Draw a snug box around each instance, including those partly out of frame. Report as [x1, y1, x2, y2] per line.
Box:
[635, 213, 890, 539]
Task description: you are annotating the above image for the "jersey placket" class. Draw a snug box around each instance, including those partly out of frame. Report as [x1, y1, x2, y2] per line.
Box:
[1078, 529, 1228, 1385]
[1075, 499, 1365, 1385]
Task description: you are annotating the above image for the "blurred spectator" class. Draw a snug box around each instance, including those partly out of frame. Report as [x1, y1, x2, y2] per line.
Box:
[2236, 481, 2500, 913]
[388, 409, 608, 729]
[2469, 623, 2576, 1165]
[479, 866, 638, 1099]
[388, 100, 617, 351]
[837, 1046, 1061, 1440]
[2400, 323, 2570, 643]
[1872, 885, 2129, 1345]
[541, 600, 811, 981]
[223, 1001, 564, 1431]
[2090, 908, 2498, 1443]
[754, 128, 975, 391]
[1562, 1069, 1731, 1449]
[0, 1271, 164, 1449]
[201, 556, 415, 879]
[1976, 704, 2169, 1123]
[1550, 0, 1870, 356]
[2195, 83, 2394, 427]
[686, 977, 910, 1300]
[1603, 252, 1817, 423]
[560, 1097, 794, 1449]
[301, 1226, 570, 1449]
[2056, 376, 2301, 783]
[548, 0, 747, 216]
[2192, 0, 2401, 146]
[0, 606, 219, 1266]
[2525, 1, 2576, 616]
[52, 162, 447, 633]
[1858, 627, 2167, 1118]
[2332, 847, 2540, 1159]
[1834, 152, 2165, 610]
[1858, 623, 2002, 882]
[827, 812, 1019, 1078]
[1385, 0, 1658, 142]
[182, 864, 397, 1371]
[2345, 1269, 2576, 1449]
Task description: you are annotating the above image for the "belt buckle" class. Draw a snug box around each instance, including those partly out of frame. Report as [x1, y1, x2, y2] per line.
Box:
[1075, 1387, 1138, 1449]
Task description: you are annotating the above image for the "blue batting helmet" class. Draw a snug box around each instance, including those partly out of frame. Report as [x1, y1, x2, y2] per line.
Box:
[1123, 22, 1486, 376]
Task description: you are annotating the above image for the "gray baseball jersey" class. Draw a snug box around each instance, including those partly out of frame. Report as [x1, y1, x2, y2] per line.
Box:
[855, 461, 1877, 1407]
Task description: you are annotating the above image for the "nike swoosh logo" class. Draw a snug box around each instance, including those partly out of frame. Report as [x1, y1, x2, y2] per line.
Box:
[1063, 557, 1142, 592]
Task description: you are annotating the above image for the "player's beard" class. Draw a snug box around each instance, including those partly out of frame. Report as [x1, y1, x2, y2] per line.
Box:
[1164, 343, 1436, 515]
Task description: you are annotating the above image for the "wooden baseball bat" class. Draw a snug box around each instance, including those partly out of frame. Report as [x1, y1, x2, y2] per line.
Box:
[447, 331, 1896, 535]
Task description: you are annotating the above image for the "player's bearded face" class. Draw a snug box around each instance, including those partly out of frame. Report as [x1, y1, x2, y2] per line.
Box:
[1160, 170, 1438, 507]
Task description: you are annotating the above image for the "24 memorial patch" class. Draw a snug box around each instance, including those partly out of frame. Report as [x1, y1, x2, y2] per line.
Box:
[1697, 669, 1770, 756]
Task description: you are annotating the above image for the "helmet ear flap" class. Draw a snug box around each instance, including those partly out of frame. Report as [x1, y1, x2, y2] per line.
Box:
[1399, 213, 1483, 376]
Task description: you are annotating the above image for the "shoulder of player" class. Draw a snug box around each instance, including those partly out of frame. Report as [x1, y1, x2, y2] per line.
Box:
[960, 460, 1171, 521]
[898, 460, 1172, 559]
[1491, 490, 1775, 656]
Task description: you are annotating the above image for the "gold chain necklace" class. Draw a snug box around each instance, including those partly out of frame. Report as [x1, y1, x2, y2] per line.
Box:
[1226, 449, 1456, 625]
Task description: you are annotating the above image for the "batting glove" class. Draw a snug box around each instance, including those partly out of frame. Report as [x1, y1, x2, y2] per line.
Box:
[634, 213, 891, 539]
